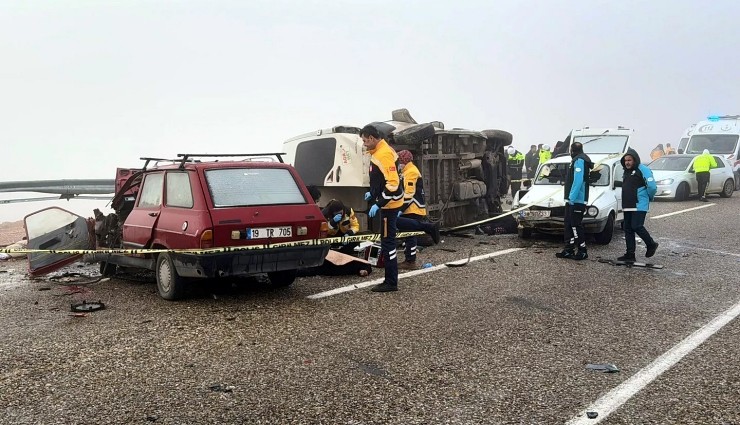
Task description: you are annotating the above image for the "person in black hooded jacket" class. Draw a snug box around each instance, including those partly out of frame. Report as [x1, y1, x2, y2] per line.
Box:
[618, 148, 659, 261]
[556, 142, 593, 260]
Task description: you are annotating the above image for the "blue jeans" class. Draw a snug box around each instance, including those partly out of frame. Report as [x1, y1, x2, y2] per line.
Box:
[623, 211, 654, 254]
[380, 209, 398, 286]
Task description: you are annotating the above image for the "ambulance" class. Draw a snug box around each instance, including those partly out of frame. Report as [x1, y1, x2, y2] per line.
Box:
[685, 115, 740, 190]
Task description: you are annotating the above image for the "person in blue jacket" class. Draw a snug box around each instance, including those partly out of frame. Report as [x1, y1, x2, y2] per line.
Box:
[618, 148, 658, 261]
[556, 142, 593, 260]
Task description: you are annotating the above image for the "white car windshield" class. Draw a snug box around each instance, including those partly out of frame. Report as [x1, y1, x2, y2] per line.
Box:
[534, 163, 610, 186]
[573, 135, 629, 154]
[649, 156, 693, 171]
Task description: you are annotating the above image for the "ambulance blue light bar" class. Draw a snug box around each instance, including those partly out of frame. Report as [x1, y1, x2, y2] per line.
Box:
[708, 115, 720, 122]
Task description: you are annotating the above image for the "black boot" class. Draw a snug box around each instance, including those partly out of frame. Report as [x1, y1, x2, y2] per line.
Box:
[646, 242, 659, 258]
[555, 249, 575, 259]
[572, 248, 588, 261]
[371, 282, 398, 292]
[617, 253, 636, 262]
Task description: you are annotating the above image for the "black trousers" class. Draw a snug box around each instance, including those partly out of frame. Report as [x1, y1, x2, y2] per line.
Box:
[380, 209, 398, 286]
[696, 171, 710, 198]
[564, 203, 586, 251]
[397, 213, 432, 262]
[623, 211, 655, 254]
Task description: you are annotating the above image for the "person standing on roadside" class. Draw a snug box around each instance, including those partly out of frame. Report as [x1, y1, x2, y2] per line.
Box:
[618, 148, 658, 261]
[694, 149, 718, 202]
[361, 124, 405, 292]
[650, 144, 666, 161]
[506, 146, 525, 196]
[525, 144, 539, 179]
[555, 142, 593, 261]
[539, 144, 552, 164]
[395, 150, 440, 270]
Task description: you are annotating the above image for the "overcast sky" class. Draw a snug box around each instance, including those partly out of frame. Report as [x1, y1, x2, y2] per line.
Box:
[1, 0, 739, 222]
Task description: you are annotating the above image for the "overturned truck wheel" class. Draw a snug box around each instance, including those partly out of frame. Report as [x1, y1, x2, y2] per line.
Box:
[481, 129, 513, 149]
[393, 123, 436, 146]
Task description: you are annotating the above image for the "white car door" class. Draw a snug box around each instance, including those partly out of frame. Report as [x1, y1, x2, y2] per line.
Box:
[709, 156, 725, 192]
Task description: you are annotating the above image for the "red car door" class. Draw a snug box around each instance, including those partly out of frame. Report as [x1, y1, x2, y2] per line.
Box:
[123, 172, 164, 249]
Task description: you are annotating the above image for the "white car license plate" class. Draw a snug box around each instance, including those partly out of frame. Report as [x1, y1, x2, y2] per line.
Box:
[246, 226, 292, 239]
[519, 210, 551, 219]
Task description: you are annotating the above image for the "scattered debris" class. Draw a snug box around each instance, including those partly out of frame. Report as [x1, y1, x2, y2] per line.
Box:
[208, 383, 234, 393]
[446, 248, 474, 268]
[439, 248, 458, 252]
[586, 411, 598, 419]
[422, 263, 433, 269]
[146, 415, 158, 422]
[70, 300, 106, 313]
[586, 363, 620, 373]
[38, 287, 51, 291]
[69, 313, 89, 318]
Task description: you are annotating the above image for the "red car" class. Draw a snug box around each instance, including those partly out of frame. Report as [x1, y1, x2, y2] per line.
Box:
[25, 154, 330, 300]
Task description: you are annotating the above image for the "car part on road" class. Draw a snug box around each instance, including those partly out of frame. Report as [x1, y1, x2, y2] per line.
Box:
[70, 300, 106, 313]
[598, 258, 664, 269]
[586, 411, 599, 419]
[586, 363, 620, 373]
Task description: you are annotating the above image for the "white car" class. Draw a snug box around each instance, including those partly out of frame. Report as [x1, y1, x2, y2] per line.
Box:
[512, 127, 633, 245]
[649, 154, 735, 201]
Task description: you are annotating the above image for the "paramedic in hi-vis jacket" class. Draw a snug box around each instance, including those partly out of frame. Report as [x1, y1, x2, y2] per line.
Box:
[395, 150, 441, 270]
[361, 124, 405, 293]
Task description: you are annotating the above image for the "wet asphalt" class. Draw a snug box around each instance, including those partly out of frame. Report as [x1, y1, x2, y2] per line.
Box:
[0, 194, 739, 425]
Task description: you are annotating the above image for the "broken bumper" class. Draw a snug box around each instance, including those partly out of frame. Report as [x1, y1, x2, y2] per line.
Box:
[172, 245, 330, 278]
[518, 217, 608, 234]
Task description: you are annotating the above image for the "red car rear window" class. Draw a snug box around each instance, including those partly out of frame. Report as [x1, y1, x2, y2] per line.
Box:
[205, 168, 307, 207]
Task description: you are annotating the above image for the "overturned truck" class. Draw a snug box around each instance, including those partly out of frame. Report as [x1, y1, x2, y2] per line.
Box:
[282, 109, 513, 230]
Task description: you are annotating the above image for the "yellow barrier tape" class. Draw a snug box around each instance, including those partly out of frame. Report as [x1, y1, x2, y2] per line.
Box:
[1, 231, 426, 255]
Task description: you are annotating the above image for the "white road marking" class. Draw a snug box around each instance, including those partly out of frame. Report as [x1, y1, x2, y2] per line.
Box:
[650, 203, 715, 219]
[566, 298, 740, 424]
[306, 247, 523, 299]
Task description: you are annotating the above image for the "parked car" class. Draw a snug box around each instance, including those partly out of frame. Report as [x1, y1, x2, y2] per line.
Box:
[24, 154, 330, 300]
[649, 154, 735, 201]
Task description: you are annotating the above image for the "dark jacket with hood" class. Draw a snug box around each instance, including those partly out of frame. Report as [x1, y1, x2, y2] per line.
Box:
[564, 152, 594, 204]
[620, 148, 657, 212]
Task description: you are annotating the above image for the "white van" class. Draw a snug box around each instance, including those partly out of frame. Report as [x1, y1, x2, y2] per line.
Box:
[512, 127, 633, 245]
[685, 115, 740, 190]
[677, 124, 696, 154]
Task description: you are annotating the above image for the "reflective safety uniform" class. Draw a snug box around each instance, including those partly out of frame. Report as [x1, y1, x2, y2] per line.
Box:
[539, 149, 552, 163]
[367, 139, 403, 287]
[326, 208, 360, 237]
[400, 161, 426, 217]
[693, 152, 717, 173]
[367, 140, 404, 210]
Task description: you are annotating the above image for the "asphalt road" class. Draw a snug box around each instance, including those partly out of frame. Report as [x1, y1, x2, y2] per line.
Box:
[1, 194, 739, 425]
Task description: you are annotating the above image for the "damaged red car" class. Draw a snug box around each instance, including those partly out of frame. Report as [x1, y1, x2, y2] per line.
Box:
[24, 154, 330, 300]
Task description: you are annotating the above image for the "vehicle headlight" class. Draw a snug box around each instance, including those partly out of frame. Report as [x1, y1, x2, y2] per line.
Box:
[656, 178, 674, 185]
[586, 206, 599, 217]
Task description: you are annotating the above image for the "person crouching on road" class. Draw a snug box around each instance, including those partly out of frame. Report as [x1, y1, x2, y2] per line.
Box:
[361, 124, 405, 293]
[694, 149, 717, 202]
[556, 142, 593, 261]
[619, 149, 659, 261]
[322, 199, 360, 255]
[394, 150, 441, 270]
